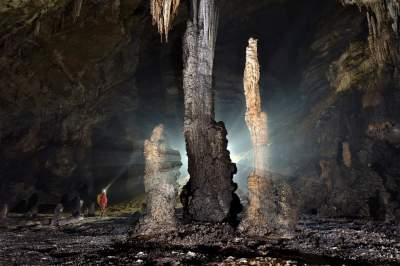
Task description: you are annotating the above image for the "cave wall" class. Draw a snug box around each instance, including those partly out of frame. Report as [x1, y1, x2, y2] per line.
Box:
[213, 0, 400, 221]
[269, 1, 400, 220]
[0, 0, 185, 211]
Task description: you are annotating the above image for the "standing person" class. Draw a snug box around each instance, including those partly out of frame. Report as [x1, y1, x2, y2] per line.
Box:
[0, 204, 8, 220]
[72, 196, 84, 218]
[51, 204, 64, 226]
[97, 189, 108, 217]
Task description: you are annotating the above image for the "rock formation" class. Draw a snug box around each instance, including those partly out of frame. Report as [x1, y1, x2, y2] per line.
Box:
[1, 0, 399, 225]
[135, 124, 181, 235]
[340, 0, 400, 67]
[342, 142, 352, 168]
[180, 0, 240, 223]
[150, 0, 181, 42]
[243, 38, 269, 176]
[0, 204, 8, 220]
[239, 38, 271, 232]
[240, 38, 297, 235]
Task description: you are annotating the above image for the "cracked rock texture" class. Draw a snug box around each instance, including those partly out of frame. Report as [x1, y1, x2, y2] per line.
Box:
[180, 0, 240, 223]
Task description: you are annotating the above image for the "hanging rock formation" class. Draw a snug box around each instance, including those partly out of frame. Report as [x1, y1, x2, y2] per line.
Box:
[340, 0, 400, 67]
[150, 0, 181, 42]
[239, 38, 297, 235]
[180, 0, 240, 223]
[135, 124, 181, 235]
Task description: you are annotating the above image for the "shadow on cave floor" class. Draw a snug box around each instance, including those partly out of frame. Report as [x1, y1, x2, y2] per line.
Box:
[0, 209, 400, 266]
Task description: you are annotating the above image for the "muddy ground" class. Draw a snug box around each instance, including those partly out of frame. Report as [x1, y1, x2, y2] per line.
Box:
[0, 214, 399, 265]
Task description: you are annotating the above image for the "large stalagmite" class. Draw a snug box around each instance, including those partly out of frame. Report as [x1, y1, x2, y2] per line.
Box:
[135, 124, 181, 235]
[240, 38, 297, 235]
[180, 0, 240, 222]
[239, 38, 273, 234]
[243, 38, 269, 177]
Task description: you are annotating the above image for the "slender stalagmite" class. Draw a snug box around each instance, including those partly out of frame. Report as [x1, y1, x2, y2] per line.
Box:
[135, 124, 181, 235]
[240, 38, 297, 235]
[239, 38, 272, 234]
[180, 0, 240, 222]
[243, 38, 269, 176]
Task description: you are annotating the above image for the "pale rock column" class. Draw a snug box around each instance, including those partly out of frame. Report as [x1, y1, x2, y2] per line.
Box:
[239, 38, 272, 234]
[135, 124, 181, 235]
[240, 38, 297, 236]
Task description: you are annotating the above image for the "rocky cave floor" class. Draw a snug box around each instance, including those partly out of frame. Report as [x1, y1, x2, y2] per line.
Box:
[0, 213, 399, 265]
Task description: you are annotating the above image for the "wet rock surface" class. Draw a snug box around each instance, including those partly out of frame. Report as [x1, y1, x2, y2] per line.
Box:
[0, 214, 399, 265]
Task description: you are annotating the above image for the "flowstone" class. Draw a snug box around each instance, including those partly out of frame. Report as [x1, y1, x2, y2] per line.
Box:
[239, 38, 297, 235]
[134, 124, 181, 235]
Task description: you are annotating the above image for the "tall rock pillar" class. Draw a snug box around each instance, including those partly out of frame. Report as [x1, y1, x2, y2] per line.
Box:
[240, 38, 297, 236]
[180, 0, 240, 222]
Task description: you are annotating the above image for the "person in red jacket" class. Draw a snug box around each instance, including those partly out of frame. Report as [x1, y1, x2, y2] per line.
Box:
[97, 189, 108, 217]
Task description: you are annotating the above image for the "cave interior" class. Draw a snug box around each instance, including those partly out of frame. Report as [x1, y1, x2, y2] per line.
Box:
[0, 0, 400, 265]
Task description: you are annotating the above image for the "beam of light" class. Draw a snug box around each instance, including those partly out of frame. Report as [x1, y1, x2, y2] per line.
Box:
[230, 149, 252, 165]
[103, 149, 144, 192]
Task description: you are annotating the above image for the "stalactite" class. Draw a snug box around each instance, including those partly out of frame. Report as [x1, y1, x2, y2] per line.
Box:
[239, 38, 297, 236]
[180, 0, 240, 223]
[34, 19, 41, 37]
[367, 121, 395, 140]
[150, 0, 181, 42]
[134, 124, 181, 235]
[72, 0, 84, 23]
[112, 0, 121, 21]
[341, 0, 400, 67]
